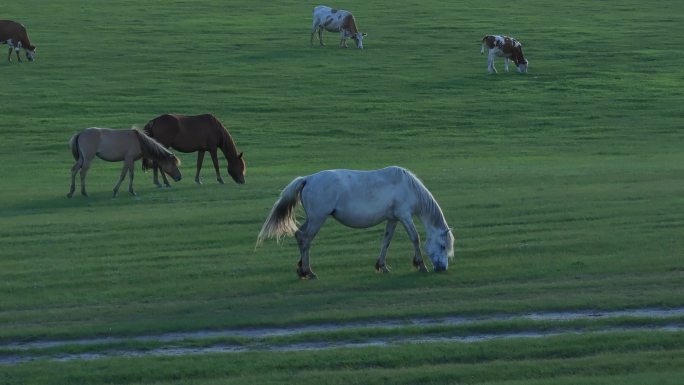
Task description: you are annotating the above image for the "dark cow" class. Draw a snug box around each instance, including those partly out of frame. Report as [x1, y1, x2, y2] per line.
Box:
[481, 35, 528, 74]
[0, 20, 36, 62]
[143, 114, 245, 187]
[311, 5, 366, 49]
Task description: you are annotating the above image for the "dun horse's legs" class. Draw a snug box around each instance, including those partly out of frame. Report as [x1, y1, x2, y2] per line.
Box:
[67, 158, 83, 198]
[195, 150, 205, 184]
[112, 163, 131, 197]
[209, 150, 224, 184]
[375, 220, 397, 273]
[399, 217, 428, 272]
[160, 167, 171, 187]
[152, 162, 162, 188]
[294, 217, 326, 279]
[127, 163, 136, 196]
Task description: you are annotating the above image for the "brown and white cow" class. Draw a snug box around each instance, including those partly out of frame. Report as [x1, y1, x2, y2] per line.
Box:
[0, 20, 36, 62]
[480, 35, 527, 74]
[311, 5, 366, 49]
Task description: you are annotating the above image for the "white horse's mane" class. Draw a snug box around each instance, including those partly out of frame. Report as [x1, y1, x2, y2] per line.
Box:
[398, 168, 448, 229]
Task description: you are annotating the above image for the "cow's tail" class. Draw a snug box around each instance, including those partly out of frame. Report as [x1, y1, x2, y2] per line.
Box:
[68, 132, 81, 160]
[256, 176, 307, 248]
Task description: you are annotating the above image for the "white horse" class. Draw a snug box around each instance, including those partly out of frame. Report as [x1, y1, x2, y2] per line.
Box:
[256, 166, 455, 279]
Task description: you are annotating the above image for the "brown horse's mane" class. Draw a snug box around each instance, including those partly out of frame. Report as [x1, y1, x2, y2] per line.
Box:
[210, 115, 239, 160]
[134, 130, 180, 166]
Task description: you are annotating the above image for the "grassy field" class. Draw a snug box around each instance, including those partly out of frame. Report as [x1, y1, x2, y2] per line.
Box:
[1, 0, 683, 383]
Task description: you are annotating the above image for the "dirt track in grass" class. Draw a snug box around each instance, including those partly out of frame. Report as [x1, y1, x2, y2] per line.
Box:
[2, 307, 683, 365]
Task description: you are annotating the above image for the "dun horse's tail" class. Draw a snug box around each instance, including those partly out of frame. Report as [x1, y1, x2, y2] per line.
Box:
[256, 176, 307, 248]
[68, 132, 81, 160]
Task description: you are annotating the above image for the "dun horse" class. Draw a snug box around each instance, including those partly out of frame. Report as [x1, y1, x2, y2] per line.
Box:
[67, 128, 182, 198]
[256, 166, 455, 279]
[143, 113, 246, 187]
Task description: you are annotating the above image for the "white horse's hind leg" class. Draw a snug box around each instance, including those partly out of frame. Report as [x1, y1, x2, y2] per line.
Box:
[294, 217, 326, 279]
[399, 217, 428, 272]
[375, 220, 397, 273]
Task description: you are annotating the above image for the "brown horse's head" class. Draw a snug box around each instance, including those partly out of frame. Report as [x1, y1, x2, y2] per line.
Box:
[228, 152, 246, 184]
[160, 155, 182, 182]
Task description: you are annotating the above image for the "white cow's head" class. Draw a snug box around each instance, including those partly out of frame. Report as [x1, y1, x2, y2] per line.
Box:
[26, 46, 36, 62]
[351, 32, 367, 49]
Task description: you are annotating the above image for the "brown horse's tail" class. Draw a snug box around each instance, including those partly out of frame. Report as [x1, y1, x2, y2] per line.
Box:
[143, 119, 155, 137]
[256, 176, 307, 248]
[68, 132, 81, 160]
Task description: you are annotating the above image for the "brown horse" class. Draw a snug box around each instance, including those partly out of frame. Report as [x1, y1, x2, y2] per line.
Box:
[67, 128, 182, 198]
[143, 113, 246, 187]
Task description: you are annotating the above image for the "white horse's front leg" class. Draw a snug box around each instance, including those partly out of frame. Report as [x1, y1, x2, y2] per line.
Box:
[375, 221, 397, 273]
[504, 57, 510, 72]
[400, 217, 428, 272]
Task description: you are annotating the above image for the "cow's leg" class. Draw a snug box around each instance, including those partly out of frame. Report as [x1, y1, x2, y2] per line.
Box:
[311, 24, 324, 46]
[209, 149, 224, 184]
[504, 57, 510, 72]
[195, 150, 205, 184]
[487, 51, 498, 74]
[375, 220, 397, 273]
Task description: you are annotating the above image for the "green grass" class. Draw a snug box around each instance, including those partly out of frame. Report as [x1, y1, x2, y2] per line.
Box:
[1, 0, 683, 383]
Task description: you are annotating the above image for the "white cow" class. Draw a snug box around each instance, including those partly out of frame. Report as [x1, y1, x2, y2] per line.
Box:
[311, 6, 366, 49]
[480, 35, 528, 74]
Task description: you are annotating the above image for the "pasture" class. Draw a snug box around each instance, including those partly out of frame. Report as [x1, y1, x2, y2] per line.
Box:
[1, 0, 683, 383]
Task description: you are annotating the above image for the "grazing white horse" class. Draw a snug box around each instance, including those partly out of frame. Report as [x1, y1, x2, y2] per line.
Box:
[256, 166, 455, 279]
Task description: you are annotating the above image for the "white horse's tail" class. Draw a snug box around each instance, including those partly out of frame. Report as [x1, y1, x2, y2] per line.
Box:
[256, 176, 307, 247]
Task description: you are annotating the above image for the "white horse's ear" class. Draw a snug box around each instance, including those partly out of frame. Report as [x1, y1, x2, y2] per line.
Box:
[442, 228, 452, 235]
[239, 152, 244, 159]
[362, 33, 367, 37]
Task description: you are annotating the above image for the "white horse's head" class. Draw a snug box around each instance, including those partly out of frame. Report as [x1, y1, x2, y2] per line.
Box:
[425, 228, 454, 272]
